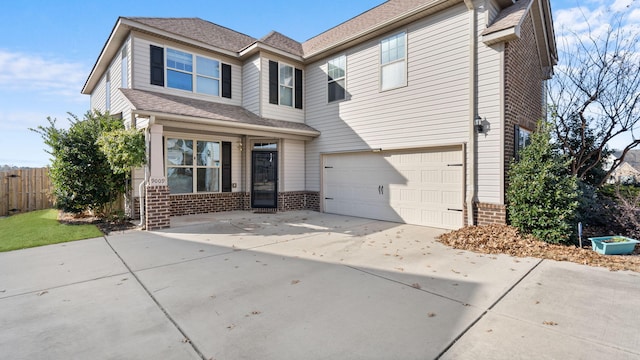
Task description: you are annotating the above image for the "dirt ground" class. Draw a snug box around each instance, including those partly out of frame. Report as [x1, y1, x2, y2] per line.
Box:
[438, 224, 640, 272]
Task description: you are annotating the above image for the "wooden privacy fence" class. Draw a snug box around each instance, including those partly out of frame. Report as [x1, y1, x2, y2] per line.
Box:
[0, 168, 54, 216]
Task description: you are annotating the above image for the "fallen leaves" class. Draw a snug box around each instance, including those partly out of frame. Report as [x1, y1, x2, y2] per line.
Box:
[438, 224, 640, 272]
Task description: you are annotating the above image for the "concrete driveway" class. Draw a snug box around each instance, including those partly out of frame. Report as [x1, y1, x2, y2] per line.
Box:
[1, 211, 639, 359]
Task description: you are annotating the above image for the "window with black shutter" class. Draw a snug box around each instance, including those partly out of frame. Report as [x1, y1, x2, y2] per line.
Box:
[222, 63, 232, 99]
[150, 45, 164, 86]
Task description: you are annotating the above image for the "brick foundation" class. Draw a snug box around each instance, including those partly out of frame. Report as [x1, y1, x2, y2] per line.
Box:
[145, 185, 171, 230]
[170, 192, 250, 216]
[167, 191, 321, 217]
[474, 202, 507, 226]
[278, 191, 320, 211]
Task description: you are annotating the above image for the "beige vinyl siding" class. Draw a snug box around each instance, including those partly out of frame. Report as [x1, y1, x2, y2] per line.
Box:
[242, 55, 260, 116]
[282, 139, 305, 191]
[90, 74, 107, 111]
[259, 55, 305, 123]
[132, 32, 242, 107]
[476, 6, 505, 204]
[305, 4, 470, 191]
[109, 41, 131, 124]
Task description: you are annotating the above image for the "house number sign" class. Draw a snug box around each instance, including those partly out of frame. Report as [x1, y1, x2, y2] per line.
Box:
[149, 177, 167, 185]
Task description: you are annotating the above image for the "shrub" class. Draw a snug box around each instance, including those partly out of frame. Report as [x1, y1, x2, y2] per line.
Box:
[31, 111, 143, 215]
[507, 121, 580, 243]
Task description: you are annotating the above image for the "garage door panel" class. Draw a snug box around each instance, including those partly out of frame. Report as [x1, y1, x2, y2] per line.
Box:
[323, 148, 463, 230]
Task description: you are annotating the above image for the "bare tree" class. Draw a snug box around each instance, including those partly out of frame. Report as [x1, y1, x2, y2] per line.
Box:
[549, 14, 640, 186]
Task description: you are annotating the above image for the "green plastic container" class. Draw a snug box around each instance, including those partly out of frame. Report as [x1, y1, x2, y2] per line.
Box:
[589, 236, 639, 255]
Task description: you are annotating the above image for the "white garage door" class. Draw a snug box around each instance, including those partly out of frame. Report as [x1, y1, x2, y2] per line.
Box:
[322, 147, 464, 229]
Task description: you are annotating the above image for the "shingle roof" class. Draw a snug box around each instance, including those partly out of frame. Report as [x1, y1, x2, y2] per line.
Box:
[259, 31, 304, 57]
[301, 0, 432, 56]
[120, 88, 319, 134]
[124, 17, 256, 52]
[482, 0, 533, 36]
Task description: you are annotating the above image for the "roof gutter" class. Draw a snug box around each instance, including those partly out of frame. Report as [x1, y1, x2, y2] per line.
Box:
[131, 110, 320, 138]
[303, 0, 458, 61]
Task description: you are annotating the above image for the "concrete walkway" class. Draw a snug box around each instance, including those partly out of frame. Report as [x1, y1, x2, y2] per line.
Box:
[1, 211, 639, 359]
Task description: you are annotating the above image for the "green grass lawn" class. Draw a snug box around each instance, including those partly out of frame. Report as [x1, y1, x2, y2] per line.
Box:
[0, 209, 103, 252]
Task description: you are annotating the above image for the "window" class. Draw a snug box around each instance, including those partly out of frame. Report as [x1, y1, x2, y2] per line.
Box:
[380, 32, 407, 91]
[166, 48, 193, 91]
[196, 56, 220, 96]
[269, 60, 303, 109]
[150, 46, 232, 98]
[328, 55, 346, 102]
[166, 138, 221, 194]
[514, 125, 532, 161]
[279, 63, 294, 106]
[105, 72, 111, 111]
[121, 48, 128, 88]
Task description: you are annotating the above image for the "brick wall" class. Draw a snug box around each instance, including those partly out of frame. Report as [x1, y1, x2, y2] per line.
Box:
[278, 191, 320, 211]
[145, 185, 170, 230]
[170, 192, 250, 216]
[475, 202, 507, 226]
[504, 13, 545, 178]
[167, 191, 321, 217]
[482, 12, 546, 227]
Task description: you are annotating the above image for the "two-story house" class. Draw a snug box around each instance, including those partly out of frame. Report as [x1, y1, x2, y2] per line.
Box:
[82, 0, 556, 230]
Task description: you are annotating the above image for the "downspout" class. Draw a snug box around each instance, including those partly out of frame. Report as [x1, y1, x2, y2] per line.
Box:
[138, 115, 154, 227]
[464, 0, 477, 226]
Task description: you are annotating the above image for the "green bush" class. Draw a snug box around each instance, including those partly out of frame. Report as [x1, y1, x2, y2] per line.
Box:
[507, 121, 580, 243]
[31, 111, 144, 215]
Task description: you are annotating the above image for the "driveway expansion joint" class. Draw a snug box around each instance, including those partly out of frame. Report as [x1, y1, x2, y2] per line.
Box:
[434, 258, 545, 359]
[103, 237, 208, 360]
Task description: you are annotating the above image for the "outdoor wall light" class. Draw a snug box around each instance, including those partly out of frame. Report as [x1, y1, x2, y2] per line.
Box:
[475, 115, 484, 133]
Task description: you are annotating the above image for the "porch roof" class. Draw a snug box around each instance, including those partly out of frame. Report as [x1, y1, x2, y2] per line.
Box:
[120, 89, 320, 139]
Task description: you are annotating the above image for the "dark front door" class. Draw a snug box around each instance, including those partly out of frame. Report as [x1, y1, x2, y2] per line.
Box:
[251, 151, 278, 208]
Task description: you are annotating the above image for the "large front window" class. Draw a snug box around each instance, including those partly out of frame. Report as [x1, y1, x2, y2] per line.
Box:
[380, 32, 407, 91]
[167, 138, 221, 194]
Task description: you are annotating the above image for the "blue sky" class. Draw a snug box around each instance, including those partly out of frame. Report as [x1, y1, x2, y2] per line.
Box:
[0, 0, 637, 166]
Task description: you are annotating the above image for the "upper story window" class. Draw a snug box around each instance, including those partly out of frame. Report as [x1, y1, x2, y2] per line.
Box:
[269, 60, 303, 109]
[196, 56, 220, 96]
[105, 72, 111, 111]
[279, 63, 294, 106]
[380, 32, 407, 91]
[149, 45, 232, 99]
[166, 48, 194, 91]
[327, 55, 346, 102]
[121, 48, 128, 88]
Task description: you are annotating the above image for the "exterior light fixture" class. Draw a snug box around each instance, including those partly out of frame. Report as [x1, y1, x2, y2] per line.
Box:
[475, 115, 484, 133]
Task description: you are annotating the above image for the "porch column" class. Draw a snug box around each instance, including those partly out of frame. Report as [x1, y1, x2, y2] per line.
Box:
[145, 123, 170, 230]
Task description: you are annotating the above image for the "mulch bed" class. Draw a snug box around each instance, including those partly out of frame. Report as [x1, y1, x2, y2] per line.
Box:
[58, 211, 140, 235]
[438, 224, 640, 272]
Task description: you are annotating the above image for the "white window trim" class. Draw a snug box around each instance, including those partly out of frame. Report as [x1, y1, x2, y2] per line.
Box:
[121, 47, 128, 88]
[379, 31, 408, 92]
[165, 134, 223, 194]
[165, 47, 222, 96]
[278, 62, 295, 107]
[327, 54, 347, 103]
[105, 72, 111, 111]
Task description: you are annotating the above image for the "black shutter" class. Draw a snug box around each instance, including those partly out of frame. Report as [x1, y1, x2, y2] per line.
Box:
[221, 63, 232, 98]
[294, 68, 303, 109]
[150, 45, 164, 86]
[222, 141, 232, 192]
[269, 60, 278, 104]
